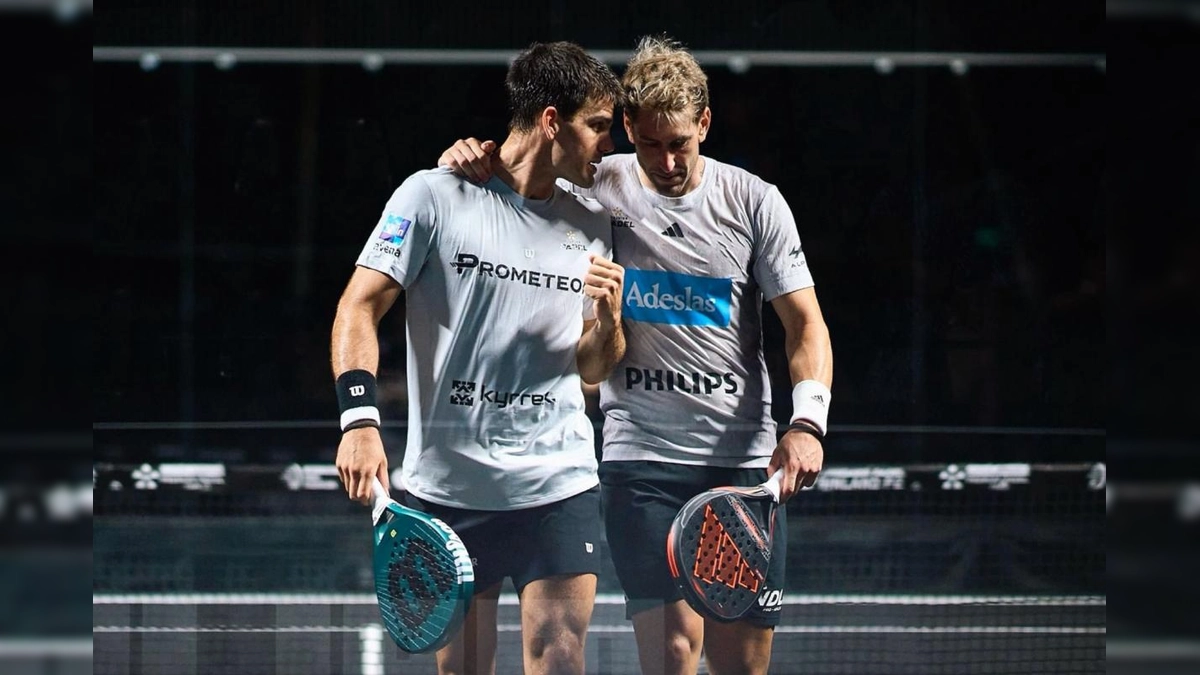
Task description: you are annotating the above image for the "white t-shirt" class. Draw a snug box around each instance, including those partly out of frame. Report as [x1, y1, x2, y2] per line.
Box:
[563, 154, 814, 467]
[357, 168, 612, 509]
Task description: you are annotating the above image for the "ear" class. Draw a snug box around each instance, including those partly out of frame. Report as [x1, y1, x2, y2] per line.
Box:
[540, 106, 560, 140]
[696, 107, 712, 143]
[623, 111, 635, 144]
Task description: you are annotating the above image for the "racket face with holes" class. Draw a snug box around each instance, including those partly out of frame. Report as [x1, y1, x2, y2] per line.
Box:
[372, 502, 474, 653]
[666, 487, 775, 622]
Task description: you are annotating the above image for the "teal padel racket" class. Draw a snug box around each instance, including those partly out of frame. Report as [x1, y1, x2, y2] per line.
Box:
[370, 478, 474, 653]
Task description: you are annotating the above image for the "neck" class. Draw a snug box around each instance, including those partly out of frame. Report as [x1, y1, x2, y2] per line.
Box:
[493, 131, 557, 200]
[679, 156, 706, 195]
[637, 156, 706, 197]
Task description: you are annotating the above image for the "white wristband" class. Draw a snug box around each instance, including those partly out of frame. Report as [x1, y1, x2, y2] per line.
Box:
[340, 406, 381, 431]
[790, 380, 831, 436]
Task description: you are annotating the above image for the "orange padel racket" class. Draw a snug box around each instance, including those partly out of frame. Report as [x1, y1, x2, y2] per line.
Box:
[666, 469, 783, 622]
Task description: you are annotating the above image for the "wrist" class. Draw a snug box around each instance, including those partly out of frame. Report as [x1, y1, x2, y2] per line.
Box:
[784, 420, 824, 441]
[337, 369, 381, 432]
[790, 379, 831, 436]
[593, 315, 621, 337]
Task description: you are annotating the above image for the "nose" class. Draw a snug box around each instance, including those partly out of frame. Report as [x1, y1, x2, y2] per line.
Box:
[658, 150, 675, 174]
[599, 132, 615, 155]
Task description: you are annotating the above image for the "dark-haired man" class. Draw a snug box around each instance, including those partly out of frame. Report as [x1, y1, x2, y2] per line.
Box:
[331, 41, 626, 674]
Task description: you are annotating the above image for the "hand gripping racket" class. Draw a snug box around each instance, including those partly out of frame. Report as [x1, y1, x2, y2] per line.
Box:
[370, 478, 474, 653]
[666, 469, 784, 622]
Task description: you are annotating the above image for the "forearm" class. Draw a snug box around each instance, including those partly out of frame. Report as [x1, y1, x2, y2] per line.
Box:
[331, 302, 382, 378]
[782, 317, 833, 436]
[785, 319, 833, 388]
[577, 321, 626, 385]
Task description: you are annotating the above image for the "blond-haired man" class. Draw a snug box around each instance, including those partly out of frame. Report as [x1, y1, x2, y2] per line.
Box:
[438, 35, 833, 675]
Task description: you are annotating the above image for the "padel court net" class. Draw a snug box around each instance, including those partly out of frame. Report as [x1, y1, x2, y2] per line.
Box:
[93, 459, 1103, 673]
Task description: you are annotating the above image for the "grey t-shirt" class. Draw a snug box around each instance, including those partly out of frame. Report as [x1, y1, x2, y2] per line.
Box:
[562, 154, 813, 467]
[357, 168, 612, 509]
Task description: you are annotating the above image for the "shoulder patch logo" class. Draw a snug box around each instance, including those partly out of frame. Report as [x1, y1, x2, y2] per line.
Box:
[379, 214, 412, 244]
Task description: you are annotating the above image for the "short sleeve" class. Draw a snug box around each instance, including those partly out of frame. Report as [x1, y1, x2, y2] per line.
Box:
[355, 173, 437, 288]
[752, 186, 815, 301]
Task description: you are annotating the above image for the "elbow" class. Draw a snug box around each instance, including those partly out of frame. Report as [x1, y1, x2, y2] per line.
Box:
[577, 324, 625, 385]
[578, 348, 623, 386]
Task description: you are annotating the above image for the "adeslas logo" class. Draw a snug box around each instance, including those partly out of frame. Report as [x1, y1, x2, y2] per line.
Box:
[622, 269, 731, 327]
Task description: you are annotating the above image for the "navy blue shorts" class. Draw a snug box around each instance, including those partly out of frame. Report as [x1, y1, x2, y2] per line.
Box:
[404, 486, 603, 593]
[599, 461, 787, 626]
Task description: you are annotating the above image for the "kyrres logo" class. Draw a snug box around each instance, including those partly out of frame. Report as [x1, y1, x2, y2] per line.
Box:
[450, 380, 476, 406]
[450, 379, 556, 409]
[623, 269, 731, 327]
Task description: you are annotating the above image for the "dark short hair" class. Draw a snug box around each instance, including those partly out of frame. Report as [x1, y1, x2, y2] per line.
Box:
[506, 41, 622, 132]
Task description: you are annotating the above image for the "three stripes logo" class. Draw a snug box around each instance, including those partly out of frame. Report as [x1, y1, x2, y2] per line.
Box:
[661, 222, 685, 238]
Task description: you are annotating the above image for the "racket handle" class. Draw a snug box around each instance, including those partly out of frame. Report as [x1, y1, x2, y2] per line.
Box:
[370, 477, 391, 525]
[371, 477, 390, 504]
[763, 469, 785, 503]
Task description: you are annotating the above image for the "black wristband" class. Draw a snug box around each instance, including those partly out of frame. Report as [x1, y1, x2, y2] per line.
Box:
[784, 420, 825, 440]
[336, 370, 380, 431]
[336, 370, 378, 410]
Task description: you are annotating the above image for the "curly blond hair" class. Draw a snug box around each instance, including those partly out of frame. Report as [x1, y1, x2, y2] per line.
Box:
[622, 35, 709, 125]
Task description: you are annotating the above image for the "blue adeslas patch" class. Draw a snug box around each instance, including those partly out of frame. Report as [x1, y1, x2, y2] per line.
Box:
[622, 269, 731, 327]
